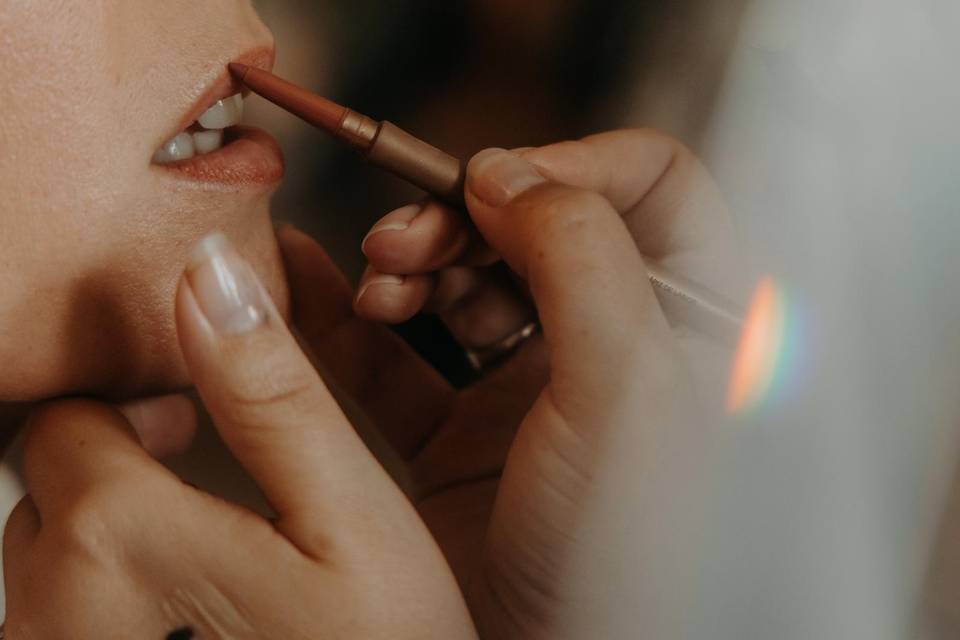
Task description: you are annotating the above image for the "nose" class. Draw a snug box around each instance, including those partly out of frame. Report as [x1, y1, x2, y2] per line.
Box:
[196, 0, 276, 71]
[235, 1, 276, 68]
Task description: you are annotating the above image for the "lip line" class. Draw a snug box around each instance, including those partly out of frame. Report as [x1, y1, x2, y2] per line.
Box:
[158, 46, 275, 148]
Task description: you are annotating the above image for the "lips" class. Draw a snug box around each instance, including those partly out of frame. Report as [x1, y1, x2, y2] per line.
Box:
[157, 125, 283, 185]
[151, 48, 283, 187]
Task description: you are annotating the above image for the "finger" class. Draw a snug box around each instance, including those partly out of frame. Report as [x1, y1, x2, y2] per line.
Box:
[520, 130, 741, 294]
[520, 130, 679, 213]
[3, 496, 40, 585]
[361, 202, 495, 274]
[20, 400, 174, 517]
[358, 198, 518, 349]
[465, 149, 678, 415]
[354, 259, 536, 354]
[277, 226, 453, 458]
[119, 394, 198, 459]
[431, 264, 537, 351]
[353, 265, 435, 324]
[176, 233, 426, 555]
[421, 265, 481, 313]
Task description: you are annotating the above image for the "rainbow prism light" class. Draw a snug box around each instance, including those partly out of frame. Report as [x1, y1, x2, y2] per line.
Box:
[726, 276, 802, 414]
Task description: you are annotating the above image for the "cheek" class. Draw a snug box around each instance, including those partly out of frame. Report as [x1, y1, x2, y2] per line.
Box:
[0, 3, 142, 249]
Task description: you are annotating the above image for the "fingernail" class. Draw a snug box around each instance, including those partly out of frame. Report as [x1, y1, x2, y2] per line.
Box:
[355, 274, 404, 304]
[187, 233, 268, 335]
[467, 148, 546, 208]
[361, 204, 422, 255]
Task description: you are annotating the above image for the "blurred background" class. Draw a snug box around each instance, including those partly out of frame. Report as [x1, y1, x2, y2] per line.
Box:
[247, 0, 747, 383]
[250, 0, 745, 266]
[243, 2, 960, 638]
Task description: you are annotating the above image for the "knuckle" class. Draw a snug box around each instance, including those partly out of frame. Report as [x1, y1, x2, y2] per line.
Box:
[64, 483, 135, 526]
[527, 187, 612, 242]
[595, 127, 702, 182]
[616, 128, 708, 190]
[52, 477, 166, 555]
[220, 342, 318, 414]
[53, 491, 124, 558]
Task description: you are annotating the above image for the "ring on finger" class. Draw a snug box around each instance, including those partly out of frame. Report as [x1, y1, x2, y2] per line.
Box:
[464, 319, 541, 372]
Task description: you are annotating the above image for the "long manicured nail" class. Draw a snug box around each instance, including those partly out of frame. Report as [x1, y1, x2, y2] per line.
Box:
[361, 204, 422, 255]
[467, 148, 546, 207]
[355, 273, 405, 304]
[187, 233, 268, 335]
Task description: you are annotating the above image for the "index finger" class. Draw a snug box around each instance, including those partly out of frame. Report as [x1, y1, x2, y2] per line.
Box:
[520, 130, 741, 295]
[20, 400, 176, 517]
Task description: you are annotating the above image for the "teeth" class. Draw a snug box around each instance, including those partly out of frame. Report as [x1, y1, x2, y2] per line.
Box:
[153, 94, 242, 164]
[197, 94, 243, 130]
[152, 132, 195, 163]
[192, 129, 224, 154]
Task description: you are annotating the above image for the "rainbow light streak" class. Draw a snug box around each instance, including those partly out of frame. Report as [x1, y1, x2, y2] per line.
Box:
[726, 276, 800, 415]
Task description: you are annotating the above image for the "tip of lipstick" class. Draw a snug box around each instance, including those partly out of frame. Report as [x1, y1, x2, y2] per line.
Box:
[227, 62, 250, 81]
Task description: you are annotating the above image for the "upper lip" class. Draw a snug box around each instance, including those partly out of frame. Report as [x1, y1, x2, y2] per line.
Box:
[158, 46, 275, 147]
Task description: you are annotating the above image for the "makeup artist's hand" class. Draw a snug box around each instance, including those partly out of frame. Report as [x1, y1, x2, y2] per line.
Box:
[1, 237, 477, 639]
[299, 130, 743, 638]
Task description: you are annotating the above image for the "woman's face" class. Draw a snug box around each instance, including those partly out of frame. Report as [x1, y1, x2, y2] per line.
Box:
[0, 0, 288, 401]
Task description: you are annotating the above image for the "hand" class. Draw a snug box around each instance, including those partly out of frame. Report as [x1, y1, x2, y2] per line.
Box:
[2, 236, 477, 638]
[290, 129, 743, 638]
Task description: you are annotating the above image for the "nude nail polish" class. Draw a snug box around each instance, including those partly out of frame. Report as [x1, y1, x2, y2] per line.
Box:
[187, 233, 267, 335]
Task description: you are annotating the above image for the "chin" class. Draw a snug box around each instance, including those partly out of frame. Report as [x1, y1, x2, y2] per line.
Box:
[106, 216, 292, 402]
[1, 213, 290, 405]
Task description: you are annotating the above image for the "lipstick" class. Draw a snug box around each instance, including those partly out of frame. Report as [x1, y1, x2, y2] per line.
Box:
[228, 63, 465, 207]
[228, 63, 743, 344]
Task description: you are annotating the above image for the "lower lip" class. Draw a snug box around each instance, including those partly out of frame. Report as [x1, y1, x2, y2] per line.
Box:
[152, 125, 284, 187]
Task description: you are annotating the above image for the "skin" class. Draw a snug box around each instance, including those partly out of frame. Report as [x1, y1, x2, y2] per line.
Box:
[355, 131, 743, 637]
[3, 297, 477, 637]
[5, 131, 744, 638]
[0, 0, 287, 402]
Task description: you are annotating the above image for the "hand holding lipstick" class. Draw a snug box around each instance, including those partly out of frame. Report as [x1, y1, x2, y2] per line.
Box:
[354, 129, 743, 637]
[232, 66, 743, 343]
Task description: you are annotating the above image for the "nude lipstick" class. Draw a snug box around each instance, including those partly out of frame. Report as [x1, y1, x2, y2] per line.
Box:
[228, 63, 743, 343]
[228, 63, 464, 207]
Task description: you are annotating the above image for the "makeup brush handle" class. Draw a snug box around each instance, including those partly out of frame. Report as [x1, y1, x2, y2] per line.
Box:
[645, 263, 743, 344]
[368, 122, 466, 208]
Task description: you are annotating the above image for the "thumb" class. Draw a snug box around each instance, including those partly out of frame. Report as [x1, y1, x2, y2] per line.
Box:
[465, 148, 678, 415]
[174, 233, 417, 558]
